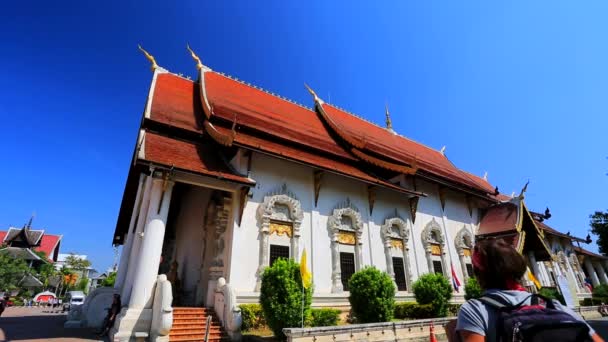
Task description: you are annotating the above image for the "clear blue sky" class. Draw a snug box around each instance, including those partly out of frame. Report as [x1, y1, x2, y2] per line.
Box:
[1, 1, 607, 271]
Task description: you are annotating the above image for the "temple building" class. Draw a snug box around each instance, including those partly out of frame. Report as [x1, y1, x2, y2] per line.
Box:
[107, 48, 606, 340]
[0, 219, 63, 265]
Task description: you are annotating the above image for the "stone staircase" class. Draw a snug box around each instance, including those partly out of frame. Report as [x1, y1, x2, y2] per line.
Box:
[169, 307, 230, 342]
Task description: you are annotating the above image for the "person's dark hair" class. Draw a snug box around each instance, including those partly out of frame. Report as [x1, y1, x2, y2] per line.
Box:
[473, 238, 527, 290]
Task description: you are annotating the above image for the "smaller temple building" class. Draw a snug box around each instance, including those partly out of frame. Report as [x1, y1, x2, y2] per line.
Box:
[0, 219, 62, 264]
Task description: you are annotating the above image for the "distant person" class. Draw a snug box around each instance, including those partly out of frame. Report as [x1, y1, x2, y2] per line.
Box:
[600, 302, 608, 317]
[0, 294, 8, 317]
[97, 294, 121, 337]
[449, 238, 603, 342]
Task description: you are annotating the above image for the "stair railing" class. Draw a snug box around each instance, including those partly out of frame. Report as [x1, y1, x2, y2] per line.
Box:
[204, 315, 212, 342]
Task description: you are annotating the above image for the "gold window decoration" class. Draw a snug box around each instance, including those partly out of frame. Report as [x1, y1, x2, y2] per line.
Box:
[430, 244, 442, 256]
[269, 221, 293, 237]
[463, 248, 472, 257]
[390, 239, 404, 250]
[337, 231, 356, 245]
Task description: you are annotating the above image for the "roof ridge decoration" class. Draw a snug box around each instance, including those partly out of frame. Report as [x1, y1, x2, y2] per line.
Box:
[187, 45, 236, 147]
[385, 104, 395, 134]
[138, 45, 159, 72]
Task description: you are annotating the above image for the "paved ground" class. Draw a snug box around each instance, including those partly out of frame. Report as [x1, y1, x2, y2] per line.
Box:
[0, 306, 102, 342]
[588, 317, 608, 340]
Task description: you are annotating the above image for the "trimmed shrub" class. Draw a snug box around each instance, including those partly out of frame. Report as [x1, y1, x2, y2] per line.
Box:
[259, 258, 312, 340]
[464, 278, 482, 300]
[308, 308, 341, 327]
[348, 267, 395, 323]
[240, 304, 266, 331]
[394, 302, 435, 319]
[412, 273, 453, 317]
[447, 303, 462, 316]
[539, 287, 565, 305]
[594, 284, 608, 298]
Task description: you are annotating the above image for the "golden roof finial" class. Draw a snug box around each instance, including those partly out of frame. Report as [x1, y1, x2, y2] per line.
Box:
[518, 180, 529, 199]
[304, 84, 320, 102]
[186, 44, 203, 70]
[385, 103, 393, 130]
[138, 45, 158, 71]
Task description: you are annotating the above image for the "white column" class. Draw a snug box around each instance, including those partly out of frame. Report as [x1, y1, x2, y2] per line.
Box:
[528, 252, 541, 280]
[115, 174, 145, 291]
[129, 178, 174, 309]
[594, 261, 608, 285]
[584, 258, 600, 287]
[121, 175, 153, 303]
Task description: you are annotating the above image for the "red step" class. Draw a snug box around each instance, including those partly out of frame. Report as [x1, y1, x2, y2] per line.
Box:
[169, 307, 229, 342]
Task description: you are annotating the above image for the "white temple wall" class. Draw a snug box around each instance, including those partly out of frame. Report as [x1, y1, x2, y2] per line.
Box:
[313, 172, 369, 294]
[172, 186, 212, 299]
[226, 151, 483, 298]
[228, 152, 314, 293]
[444, 192, 476, 285]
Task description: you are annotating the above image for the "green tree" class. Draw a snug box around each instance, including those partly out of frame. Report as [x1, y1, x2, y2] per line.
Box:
[0, 252, 30, 290]
[101, 272, 116, 287]
[64, 254, 92, 272]
[37, 263, 57, 288]
[348, 267, 395, 323]
[590, 211, 608, 255]
[260, 258, 312, 340]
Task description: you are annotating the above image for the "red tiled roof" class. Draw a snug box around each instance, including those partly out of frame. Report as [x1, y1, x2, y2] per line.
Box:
[147, 72, 499, 197]
[574, 246, 607, 260]
[0, 231, 61, 262]
[142, 132, 255, 186]
[34, 234, 61, 262]
[213, 125, 422, 196]
[205, 73, 356, 161]
[478, 202, 519, 235]
[321, 104, 490, 192]
[534, 220, 586, 243]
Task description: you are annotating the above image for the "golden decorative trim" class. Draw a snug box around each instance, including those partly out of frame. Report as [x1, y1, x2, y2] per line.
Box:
[390, 239, 404, 250]
[409, 197, 419, 224]
[430, 244, 442, 256]
[270, 222, 292, 237]
[463, 248, 472, 257]
[337, 231, 356, 245]
[138, 45, 158, 71]
[186, 44, 203, 70]
[204, 120, 235, 147]
[350, 148, 417, 175]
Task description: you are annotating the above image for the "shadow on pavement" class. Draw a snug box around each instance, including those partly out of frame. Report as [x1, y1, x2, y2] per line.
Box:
[0, 313, 100, 341]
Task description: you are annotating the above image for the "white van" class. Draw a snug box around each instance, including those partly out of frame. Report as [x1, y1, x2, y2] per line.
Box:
[64, 291, 85, 311]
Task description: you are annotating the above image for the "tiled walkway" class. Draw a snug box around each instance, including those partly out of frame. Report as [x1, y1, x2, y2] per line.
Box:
[0, 306, 101, 341]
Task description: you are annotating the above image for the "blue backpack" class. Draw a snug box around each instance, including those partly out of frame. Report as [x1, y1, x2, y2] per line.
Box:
[478, 293, 591, 342]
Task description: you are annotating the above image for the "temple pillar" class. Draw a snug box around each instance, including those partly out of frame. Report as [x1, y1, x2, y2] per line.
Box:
[115, 174, 145, 291]
[111, 178, 174, 341]
[594, 261, 608, 285]
[527, 252, 541, 282]
[121, 176, 153, 303]
[584, 258, 600, 287]
[129, 178, 174, 308]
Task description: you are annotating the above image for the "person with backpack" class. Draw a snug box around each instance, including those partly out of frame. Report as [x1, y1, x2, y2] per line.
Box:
[453, 238, 603, 342]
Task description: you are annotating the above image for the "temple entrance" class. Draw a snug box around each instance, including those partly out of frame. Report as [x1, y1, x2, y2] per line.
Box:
[160, 183, 233, 307]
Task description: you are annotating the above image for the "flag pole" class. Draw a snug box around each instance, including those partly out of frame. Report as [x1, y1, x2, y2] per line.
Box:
[301, 282, 305, 328]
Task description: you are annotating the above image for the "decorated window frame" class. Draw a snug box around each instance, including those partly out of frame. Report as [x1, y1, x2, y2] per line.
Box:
[454, 226, 474, 280]
[380, 217, 412, 292]
[421, 218, 449, 278]
[328, 199, 364, 293]
[255, 186, 303, 291]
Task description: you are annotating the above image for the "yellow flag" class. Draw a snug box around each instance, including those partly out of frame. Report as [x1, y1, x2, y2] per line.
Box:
[300, 249, 312, 289]
[528, 270, 541, 290]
